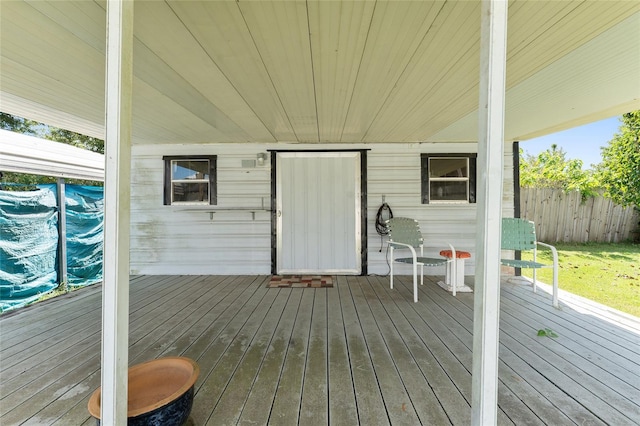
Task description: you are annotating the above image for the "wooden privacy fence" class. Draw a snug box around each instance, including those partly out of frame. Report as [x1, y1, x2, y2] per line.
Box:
[520, 187, 639, 243]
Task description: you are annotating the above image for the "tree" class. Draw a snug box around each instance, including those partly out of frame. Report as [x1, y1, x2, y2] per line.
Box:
[0, 112, 43, 136]
[0, 113, 104, 189]
[48, 127, 104, 153]
[596, 111, 640, 207]
[519, 144, 599, 199]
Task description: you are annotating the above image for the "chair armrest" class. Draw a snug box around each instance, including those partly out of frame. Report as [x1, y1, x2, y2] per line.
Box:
[427, 241, 457, 259]
[536, 241, 557, 257]
[536, 241, 560, 308]
[389, 241, 418, 259]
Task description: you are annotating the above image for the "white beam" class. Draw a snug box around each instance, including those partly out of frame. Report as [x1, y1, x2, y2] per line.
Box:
[472, 0, 508, 425]
[0, 129, 104, 181]
[101, 0, 133, 424]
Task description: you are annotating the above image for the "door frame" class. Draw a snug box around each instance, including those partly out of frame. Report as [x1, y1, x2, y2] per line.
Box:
[270, 149, 368, 275]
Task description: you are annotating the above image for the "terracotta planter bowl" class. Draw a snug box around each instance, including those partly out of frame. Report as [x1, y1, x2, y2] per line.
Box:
[88, 357, 199, 426]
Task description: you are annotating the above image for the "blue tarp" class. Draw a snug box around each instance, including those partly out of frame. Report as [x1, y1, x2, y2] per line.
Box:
[0, 184, 103, 312]
[65, 185, 103, 288]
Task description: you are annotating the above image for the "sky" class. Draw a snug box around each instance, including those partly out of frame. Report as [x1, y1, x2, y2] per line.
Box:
[519, 116, 622, 169]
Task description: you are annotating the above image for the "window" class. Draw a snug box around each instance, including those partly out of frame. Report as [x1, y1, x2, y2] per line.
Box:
[163, 156, 217, 205]
[421, 153, 476, 204]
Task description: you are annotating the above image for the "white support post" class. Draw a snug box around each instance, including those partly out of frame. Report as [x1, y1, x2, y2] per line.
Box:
[472, 1, 508, 425]
[56, 178, 68, 287]
[102, 0, 133, 424]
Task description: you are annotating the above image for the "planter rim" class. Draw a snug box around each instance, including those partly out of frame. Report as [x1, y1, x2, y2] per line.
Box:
[87, 356, 199, 419]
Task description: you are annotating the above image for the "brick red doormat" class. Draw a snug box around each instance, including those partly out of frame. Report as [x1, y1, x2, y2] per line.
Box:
[268, 275, 334, 288]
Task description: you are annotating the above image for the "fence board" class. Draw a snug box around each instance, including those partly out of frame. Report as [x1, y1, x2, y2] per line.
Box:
[520, 188, 639, 243]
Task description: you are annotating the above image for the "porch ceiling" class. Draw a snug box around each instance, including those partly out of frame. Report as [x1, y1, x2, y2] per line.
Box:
[1, 1, 639, 145]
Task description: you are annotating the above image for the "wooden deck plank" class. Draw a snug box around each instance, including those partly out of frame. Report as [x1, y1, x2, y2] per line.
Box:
[367, 276, 471, 426]
[421, 277, 618, 425]
[392, 277, 520, 425]
[166, 276, 261, 360]
[0, 297, 101, 367]
[10, 276, 219, 425]
[499, 292, 640, 400]
[268, 289, 314, 425]
[449, 281, 640, 422]
[206, 289, 293, 425]
[0, 276, 181, 414]
[0, 277, 192, 379]
[505, 280, 640, 351]
[326, 276, 358, 426]
[358, 276, 451, 425]
[237, 289, 304, 425]
[129, 276, 241, 363]
[348, 276, 422, 425]
[298, 289, 329, 426]
[0, 341, 99, 419]
[338, 277, 390, 425]
[189, 281, 276, 424]
[39, 276, 261, 426]
[499, 290, 640, 385]
[1, 274, 638, 426]
[128, 276, 237, 363]
[48, 276, 241, 426]
[419, 278, 602, 425]
[0, 286, 101, 346]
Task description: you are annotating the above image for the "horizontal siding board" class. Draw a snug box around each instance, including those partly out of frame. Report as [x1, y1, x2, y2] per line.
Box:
[131, 143, 513, 275]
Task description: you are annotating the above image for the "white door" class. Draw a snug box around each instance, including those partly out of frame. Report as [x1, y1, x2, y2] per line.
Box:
[276, 152, 361, 275]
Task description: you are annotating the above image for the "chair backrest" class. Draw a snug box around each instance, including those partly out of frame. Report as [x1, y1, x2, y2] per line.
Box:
[387, 217, 423, 247]
[501, 217, 537, 251]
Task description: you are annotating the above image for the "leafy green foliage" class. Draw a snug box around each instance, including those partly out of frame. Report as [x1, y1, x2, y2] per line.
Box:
[596, 111, 640, 207]
[519, 144, 599, 199]
[0, 113, 44, 135]
[537, 328, 558, 338]
[0, 113, 104, 189]
[48, 127, 104, 153]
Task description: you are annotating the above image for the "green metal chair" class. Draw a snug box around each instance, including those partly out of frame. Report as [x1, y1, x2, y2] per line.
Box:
[387, 217, 455, 302]
[501, 217, 559, 308]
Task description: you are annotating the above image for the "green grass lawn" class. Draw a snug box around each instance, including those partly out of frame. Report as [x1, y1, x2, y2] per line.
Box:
[521, 242, 640, 317]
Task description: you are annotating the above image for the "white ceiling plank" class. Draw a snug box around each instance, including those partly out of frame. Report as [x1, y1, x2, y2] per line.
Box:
[1, 0, 639, 145]
[364, 1, 481, 141]
[131, 78, 232, 144]
[1, 58, 104, 128]
[168, 0, 297, 142]
[237, 1, 317, 142]
[134, 1, 274, 142]
[24, 0, 106, 53]
[340, 1, 448, 142]
[307, 0, 376, 142]
[431, 11, 640, 143]
[506, 1, 639, 87]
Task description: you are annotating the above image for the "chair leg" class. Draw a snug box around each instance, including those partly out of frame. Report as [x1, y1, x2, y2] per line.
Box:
[552, 252, 559, 309]
[389, 246, 394, 289]
[413, 261, 418, 303]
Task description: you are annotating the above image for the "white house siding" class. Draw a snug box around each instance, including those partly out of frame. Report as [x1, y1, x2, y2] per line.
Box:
[130, 143, 515, 276]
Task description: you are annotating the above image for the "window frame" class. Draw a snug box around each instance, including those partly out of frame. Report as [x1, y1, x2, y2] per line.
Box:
[421, 153, 477, 204]
[163, 155, 217, 206]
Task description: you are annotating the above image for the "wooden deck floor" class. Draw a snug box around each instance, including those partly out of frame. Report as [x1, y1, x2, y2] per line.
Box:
[1, 275, 639, 425]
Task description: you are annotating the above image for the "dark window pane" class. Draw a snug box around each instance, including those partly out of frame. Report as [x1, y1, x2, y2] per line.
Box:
[429, 158, 468, 178]
[429, 181, 468, 201]
[172, 182, 209, 203]
[172, 160, 209, 180]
